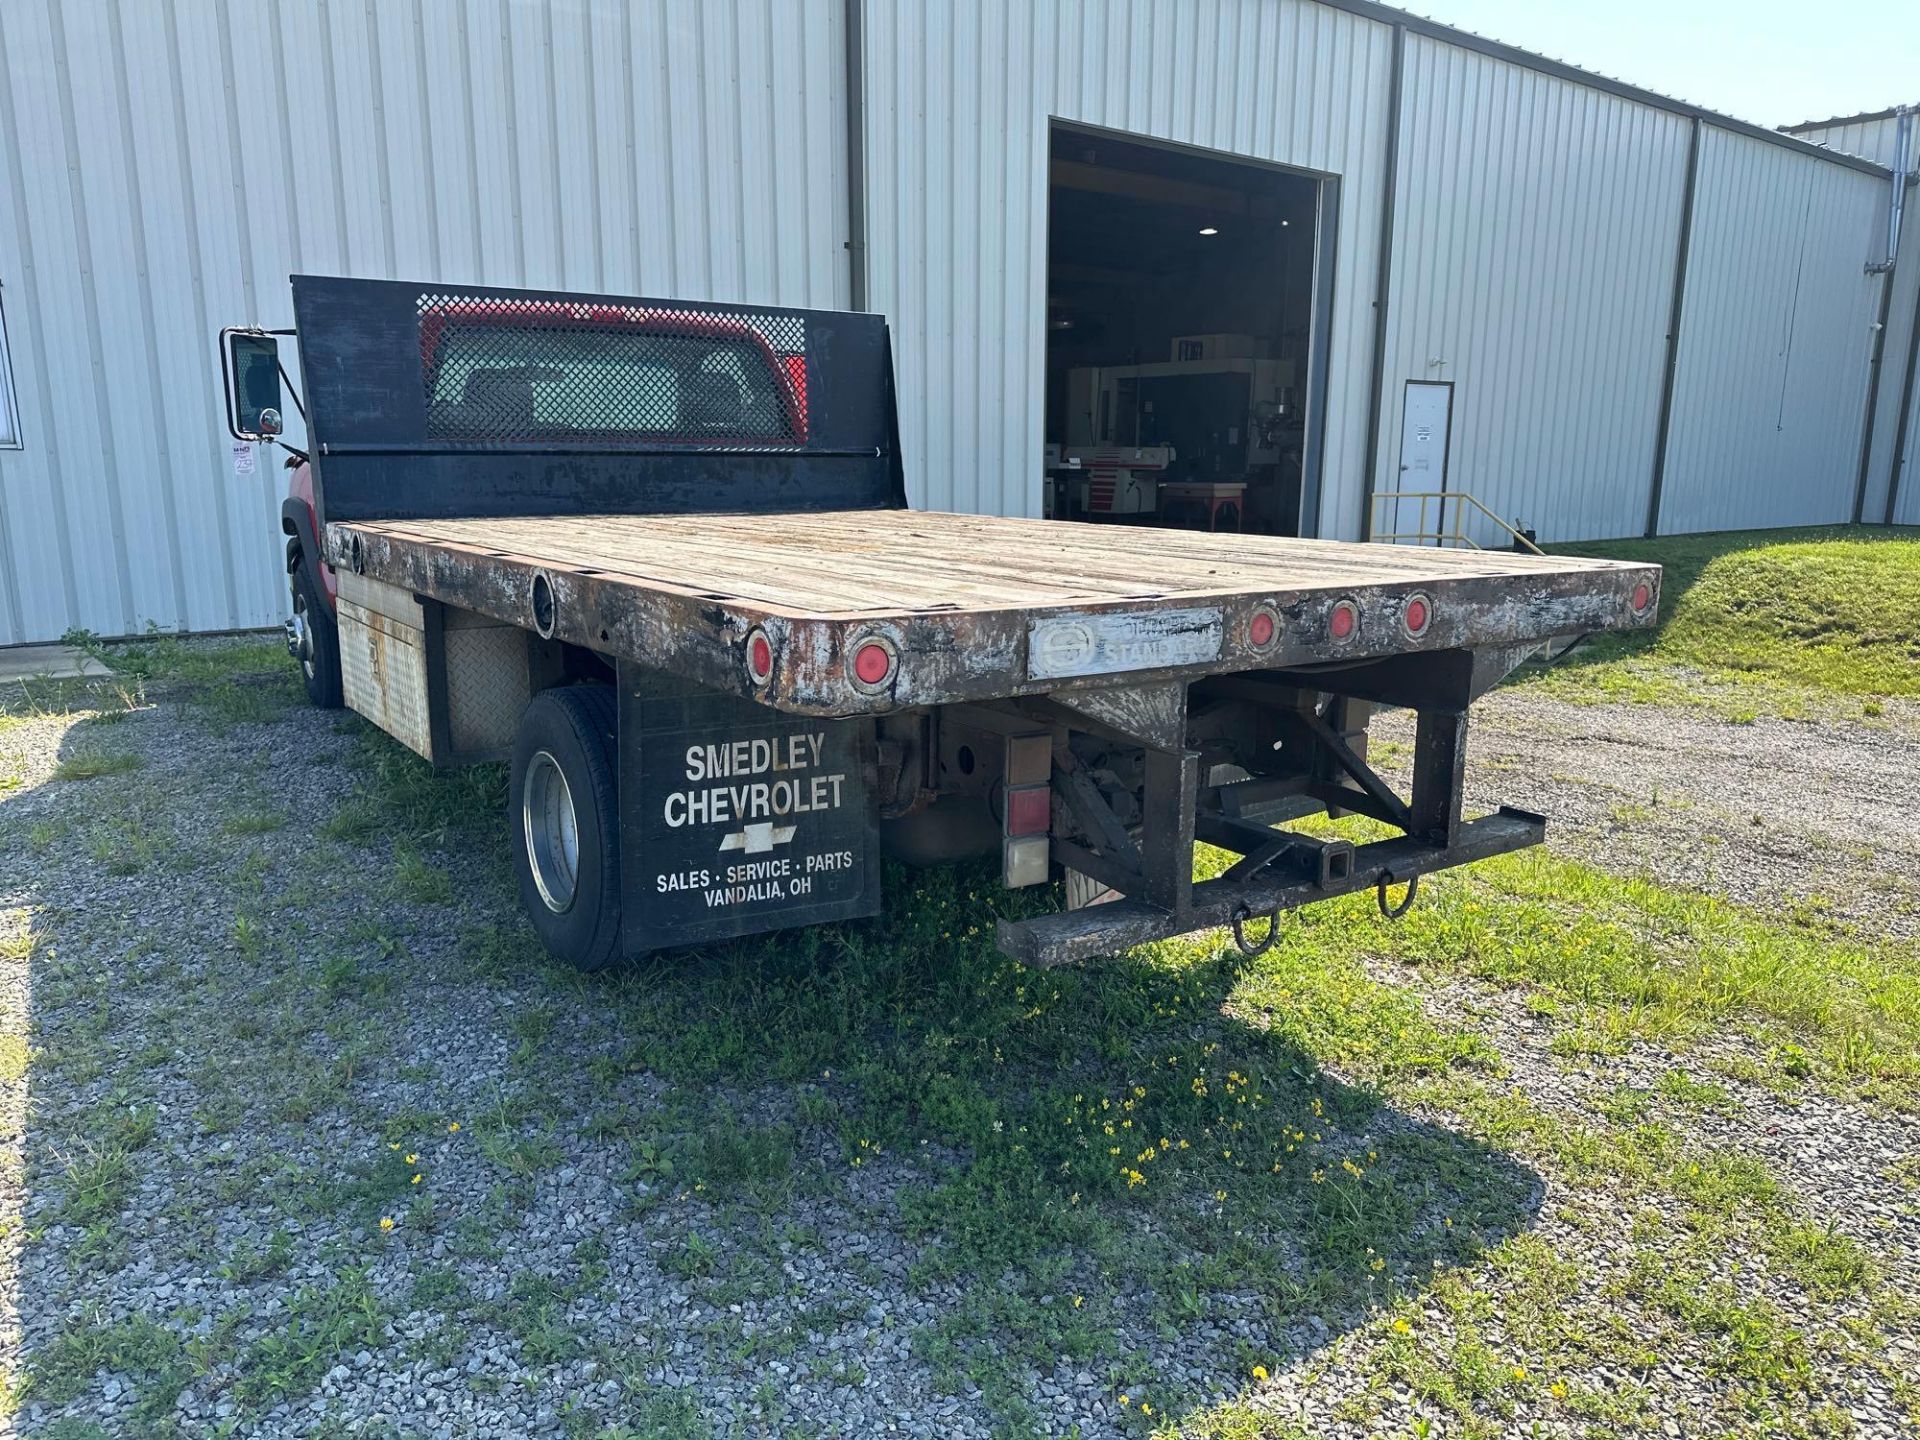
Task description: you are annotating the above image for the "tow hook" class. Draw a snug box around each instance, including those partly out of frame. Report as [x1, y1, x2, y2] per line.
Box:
[1376, 872, 1419, 920]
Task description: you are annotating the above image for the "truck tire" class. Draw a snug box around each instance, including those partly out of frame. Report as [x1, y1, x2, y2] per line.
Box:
[292, 561, 344, 709]
[510, 684, 623, 972]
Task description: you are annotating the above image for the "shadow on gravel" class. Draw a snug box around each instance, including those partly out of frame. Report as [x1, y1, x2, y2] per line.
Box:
[0, 681, 1544, 1438]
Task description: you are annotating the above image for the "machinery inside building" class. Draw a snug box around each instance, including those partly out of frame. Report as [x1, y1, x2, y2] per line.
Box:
[1043, 125, 1324, 536]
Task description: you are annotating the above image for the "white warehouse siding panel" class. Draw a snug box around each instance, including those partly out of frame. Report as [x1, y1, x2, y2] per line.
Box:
[0, 0, 1905, 647]
[860, 0, 1394, 532]
[1900, 385, 1920, 526]
[1789, 113, 1910, 169]
[1899, 281, 1920, 521]
[0, 0, 849, 647]
[1791, 110, 1918, 525]
[1657, 126, 1885, 534]
[1377, 35, 1690, 544]
[1859, 193, 1920, 523]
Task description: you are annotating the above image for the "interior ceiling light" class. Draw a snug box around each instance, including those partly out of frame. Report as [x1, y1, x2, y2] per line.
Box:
[1198, 226, 1219, 235]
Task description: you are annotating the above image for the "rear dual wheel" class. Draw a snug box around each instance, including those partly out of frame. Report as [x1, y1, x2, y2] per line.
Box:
[509, 685, 624, 972]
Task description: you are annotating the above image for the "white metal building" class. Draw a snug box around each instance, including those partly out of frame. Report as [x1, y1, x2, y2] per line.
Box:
[0, 0, 1910, 647]
[1785, 105, 1920, 531]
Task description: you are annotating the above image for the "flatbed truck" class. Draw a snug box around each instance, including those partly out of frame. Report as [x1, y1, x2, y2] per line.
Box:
[221, 276, 1659, 972]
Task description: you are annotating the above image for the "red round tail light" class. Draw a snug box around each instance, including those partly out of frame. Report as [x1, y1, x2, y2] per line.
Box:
[1329, 598, 1359, 642]
[1402, 593, 1432, 638]
[849, 635, 898, 693]
[1247, 603, 1280, 652]
[1630, 581, 1654, 614]
[744, 627, 775, 685]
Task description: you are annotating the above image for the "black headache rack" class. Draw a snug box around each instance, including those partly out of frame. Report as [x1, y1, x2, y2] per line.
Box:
[288, 274, 907, 527]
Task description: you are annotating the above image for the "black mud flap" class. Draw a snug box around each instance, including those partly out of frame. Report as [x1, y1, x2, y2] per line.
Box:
[617, 664, 881, 954]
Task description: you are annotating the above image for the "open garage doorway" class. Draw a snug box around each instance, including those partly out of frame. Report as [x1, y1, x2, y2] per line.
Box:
[1043, 124, 1332, 537]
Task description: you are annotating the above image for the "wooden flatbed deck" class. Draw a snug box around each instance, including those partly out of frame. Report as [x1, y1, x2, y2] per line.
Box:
[328, 509, 1659, 715]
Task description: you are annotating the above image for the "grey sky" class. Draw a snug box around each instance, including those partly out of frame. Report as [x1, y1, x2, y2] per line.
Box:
[1408, 0, 1917, 131]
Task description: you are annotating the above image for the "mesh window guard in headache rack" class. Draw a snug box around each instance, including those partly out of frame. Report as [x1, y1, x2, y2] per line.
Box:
[415, 292, 809, 448]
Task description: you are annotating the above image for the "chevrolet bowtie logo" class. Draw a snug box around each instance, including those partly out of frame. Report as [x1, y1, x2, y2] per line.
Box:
[718, 822, 798, 855]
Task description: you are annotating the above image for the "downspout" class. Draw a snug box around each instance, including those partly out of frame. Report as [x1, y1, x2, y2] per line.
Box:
[1870, 109, 1912, 274]
[1358, 22, 1406, 541]
[1645, 117, 1702, 538]
[1855, 107, 1912, 522]
[841, 0, 869, 312]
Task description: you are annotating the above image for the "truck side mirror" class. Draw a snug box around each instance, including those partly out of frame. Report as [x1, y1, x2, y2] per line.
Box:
[223, 330, 284, 441]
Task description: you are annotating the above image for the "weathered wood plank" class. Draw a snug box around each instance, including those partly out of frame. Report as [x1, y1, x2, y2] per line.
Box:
[327, 509, 1659, 718]
[351, 510, 1633, 619]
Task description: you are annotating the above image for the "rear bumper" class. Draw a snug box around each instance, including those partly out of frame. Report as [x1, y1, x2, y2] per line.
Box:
[998, 806, 1544, 967]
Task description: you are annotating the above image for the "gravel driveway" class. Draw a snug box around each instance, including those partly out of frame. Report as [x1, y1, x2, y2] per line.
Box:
[1376, 686, 1920, 941]
[0, 655, 1915, 1439]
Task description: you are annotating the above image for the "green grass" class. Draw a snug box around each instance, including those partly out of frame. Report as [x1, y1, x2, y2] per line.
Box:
[65, 625, 286, 688]
[55, 1144, 138, 1226]
[1516, 525, 1920, 710]
[64, 627, 298, 731]
[231, 1268, 386, 1405]
[1290, 819, 1920, 1098]
[10, 634, 1916, 1436]
[31, 1312, 192, 1421]
[49, 749, 142, 782]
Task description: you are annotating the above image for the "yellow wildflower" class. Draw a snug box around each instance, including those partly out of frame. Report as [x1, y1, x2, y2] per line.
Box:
[405, 1153, 418, 1165]
[1252, 1364, 1269, 1382]
[411, 1173, 423, 1184]
[379, 1216, 395, 1232]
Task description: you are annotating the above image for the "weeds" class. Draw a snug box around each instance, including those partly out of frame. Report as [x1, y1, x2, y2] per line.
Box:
[51, 750, 141, 783]
[231, 1269, 385, 1404]
[55, 1144, 137, 1226]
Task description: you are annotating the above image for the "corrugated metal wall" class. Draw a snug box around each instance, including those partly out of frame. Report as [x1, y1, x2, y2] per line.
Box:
[0, 0, 849, 646]
[1376, 35, 1690, 544]
[1860, 187, 1920, 524]
[1656, 126, 1885, 533]
[1791, 113, 1909, 168]
[0, 1, 1905, 646]
[1790, 112, 1918, 525]
[1899, 376, 1920, 526]
[860, 0, 1395, 531]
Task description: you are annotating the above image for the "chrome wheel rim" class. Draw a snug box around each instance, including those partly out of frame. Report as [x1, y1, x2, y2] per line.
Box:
[522, 751, 580, 913]
[290, 588, 315, 679]
[295, 611, 314, 680]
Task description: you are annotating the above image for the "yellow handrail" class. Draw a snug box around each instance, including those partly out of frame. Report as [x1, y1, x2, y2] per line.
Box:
[1369, 490, 1545, 555]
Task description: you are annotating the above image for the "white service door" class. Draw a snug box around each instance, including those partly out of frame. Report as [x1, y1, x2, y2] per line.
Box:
[1399, 382, 1452, 490]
